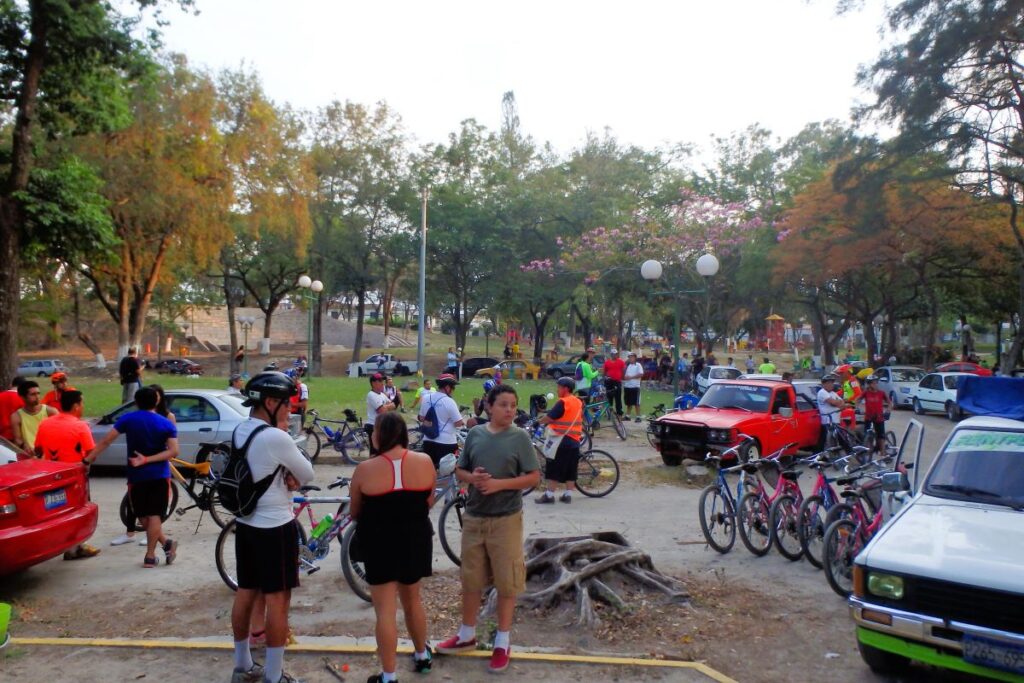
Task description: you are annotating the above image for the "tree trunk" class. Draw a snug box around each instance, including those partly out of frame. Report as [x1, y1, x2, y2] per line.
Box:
[861, 316, 878, 365]
[351, 289, 366, 363]
[532, 312, 549, 362]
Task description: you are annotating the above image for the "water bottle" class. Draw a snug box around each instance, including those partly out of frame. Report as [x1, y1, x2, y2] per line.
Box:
[310, 513, 334, 540]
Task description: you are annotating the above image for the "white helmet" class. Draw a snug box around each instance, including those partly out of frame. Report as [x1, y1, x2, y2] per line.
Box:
[438, 453, 457, 477]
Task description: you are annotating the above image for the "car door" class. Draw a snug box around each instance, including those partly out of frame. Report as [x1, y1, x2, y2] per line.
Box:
[919, 374, 941, 408]
[942, 375, 961, 405]
[165, 394, 221, 463]
[91, 401, 139, 466]
[697, 367, 711, 393]
[768, 388, 797, 445]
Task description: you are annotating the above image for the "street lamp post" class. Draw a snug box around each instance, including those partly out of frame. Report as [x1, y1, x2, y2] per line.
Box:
[641, 254, 720, 394]
[238, 316, 255, 378]
[297, 275, 323, 381]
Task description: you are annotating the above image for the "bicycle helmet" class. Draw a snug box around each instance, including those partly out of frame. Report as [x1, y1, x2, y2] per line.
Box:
[483, 379, 496, 392]
[436, 373, 459, 388]
[242, 371, 298, 407]
[556, 376, 575, 390]
[821, 373, 838, 383]
[865, 374, 879, 383]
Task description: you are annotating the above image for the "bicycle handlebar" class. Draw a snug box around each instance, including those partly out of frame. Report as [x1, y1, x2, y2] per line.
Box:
[328, 477, 351, 490]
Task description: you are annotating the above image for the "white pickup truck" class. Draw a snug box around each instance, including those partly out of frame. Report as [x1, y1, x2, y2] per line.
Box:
[346, 353, 418, 377]
[850, 415, 1024, 681]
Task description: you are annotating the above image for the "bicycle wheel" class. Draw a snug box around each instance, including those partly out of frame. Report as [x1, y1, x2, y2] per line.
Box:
[646, 422, 658, 448]
[823, 518, 860, 597]
[612, 413, 627, 441]
[339, 523, 372, 602]
[575, 449, 620, 497]
[302, 427, 322, 462]
[769, 494, 804, 561]
[203, 482, 231, 529]
[736, 493, 772, 556]
[825, 502, 855, 528]
[698, 484, 736, 554]
[438, 494, 466, 566]
[216, 520, 308, 592]
[578, 428, 591, 452]
[341, 428, 370, 465]
[798, 495, 827, 569]
[119, 481, 179, 532]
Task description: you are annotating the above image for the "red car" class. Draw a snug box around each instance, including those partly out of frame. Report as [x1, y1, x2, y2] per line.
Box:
[0, 438, 98, 576]
[935, 361, 993, 377]
[651, 380, 822, 466]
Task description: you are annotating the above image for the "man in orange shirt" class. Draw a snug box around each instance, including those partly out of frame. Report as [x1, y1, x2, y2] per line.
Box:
[33, 389, 100, 560]
[0, 376, 25, 442]
[41, 372, 75, 411]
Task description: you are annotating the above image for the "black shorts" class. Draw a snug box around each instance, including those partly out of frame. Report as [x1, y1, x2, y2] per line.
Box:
[867, 420, 886, 441]
[364, 424, 378, 455]
[128, 478, 171, 518]
[235, 519, 301, 594]
[624, 387, 640, 407]
[422, 440, 458, 469]
[544, 437, 581, 483]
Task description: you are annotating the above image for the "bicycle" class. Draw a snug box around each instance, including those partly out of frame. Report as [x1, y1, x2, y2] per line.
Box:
[860, 417, 896, 456]
[645, 403, 668, 448]
[303, 408, 370, 465]
[734, 442, 800, 556]
[521, 419, 621, 498]
[822, 472, 887, 598]
[214, 477, 372, 602]
[582, 382, 627, 442]
[697, 437, 759, 553]
[119, 450, 231, 531]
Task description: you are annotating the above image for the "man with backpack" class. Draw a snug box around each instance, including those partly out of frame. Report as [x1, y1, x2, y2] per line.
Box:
[224, 372, 314, 683]
[573, 351, 598, 400]
[417, 373, 464, 469]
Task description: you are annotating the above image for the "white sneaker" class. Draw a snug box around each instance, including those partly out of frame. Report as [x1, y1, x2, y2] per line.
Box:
[110, 533, 134, 546]
[138, 537, 149, 546]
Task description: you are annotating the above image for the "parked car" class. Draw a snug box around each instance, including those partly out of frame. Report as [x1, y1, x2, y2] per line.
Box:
[851, 407, 1024, 680]
[16, 360, 68, 378]
[695, 365, 743, 394]
[460, 357, 498, 378]
[935, 361, 993, 376]
[346, 353, 419, 377]
[0, 440, 99, 576]
[544, 354, 606, 379]
[475, 359, 543, 380]
[152, 358, 204, 375]
[650, 379, 822, 466]
[873, 365, 926, 409]
[909, 372, 973, 421]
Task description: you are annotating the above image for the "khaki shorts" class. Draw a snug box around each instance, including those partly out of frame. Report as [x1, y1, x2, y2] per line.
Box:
[460, 510, 526, 597]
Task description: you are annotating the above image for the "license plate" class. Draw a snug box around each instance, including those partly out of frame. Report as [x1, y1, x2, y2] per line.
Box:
[963, 633, 1024, 675]
[43, 488, 67, 510]
[900, 387, 910, 394]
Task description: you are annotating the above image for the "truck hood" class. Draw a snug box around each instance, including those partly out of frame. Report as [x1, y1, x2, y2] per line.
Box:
[659, 406, 764, 429]
[861, 496, 1024, 594]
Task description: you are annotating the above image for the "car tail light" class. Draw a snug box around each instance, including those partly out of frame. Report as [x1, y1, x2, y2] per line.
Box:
[0, 488, 15, 516]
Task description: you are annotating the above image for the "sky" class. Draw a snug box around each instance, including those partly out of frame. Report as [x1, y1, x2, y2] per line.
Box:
[149, 0, 892, 159]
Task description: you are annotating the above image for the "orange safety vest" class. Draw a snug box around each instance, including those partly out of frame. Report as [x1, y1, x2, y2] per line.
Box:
[550, 394, 583, 442]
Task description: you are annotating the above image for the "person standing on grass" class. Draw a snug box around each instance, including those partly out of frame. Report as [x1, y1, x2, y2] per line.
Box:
[411, 378, 433, 411]
[382, 375, 404, 413]
[10, 381, 56, 452]
[365, 372, 395, 456]
[759, 357, 776, 374]
[602, 349, 625, 417]
[34, 390, 100, 560]
[226, 372, 314, 683]
[535, 377, 584, 504]
[118, 347, 143, 405]
[350, 412, 436, 682]
[436, 384, 540, 673]
[574, 350, 598, 400]
[87, 386, 178, 569]
[623, 352, 644, 422]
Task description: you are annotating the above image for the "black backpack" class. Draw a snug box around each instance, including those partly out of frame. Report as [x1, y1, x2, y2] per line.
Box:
[216, 423, 281, 517]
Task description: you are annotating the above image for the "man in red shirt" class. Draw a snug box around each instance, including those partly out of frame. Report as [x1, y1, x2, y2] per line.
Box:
[856, 376, 891, 457]
[0, 376, 25, 442]
[602, 349, 626, 418]
[41, 372, 75, 411]
[33, 389, 100, 560]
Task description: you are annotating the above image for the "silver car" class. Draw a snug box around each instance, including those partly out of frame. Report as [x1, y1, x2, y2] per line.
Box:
[16, 359, 68, 377]
[874, 365, 926, 408]
[89, 389, 302, 467]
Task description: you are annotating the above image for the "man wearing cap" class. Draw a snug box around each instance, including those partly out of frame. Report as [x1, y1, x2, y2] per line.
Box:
[602, 350, 626, 418]
[365, 373, 395, 456]
[418, 373, 464, 469]
[623, 352, 644, 422]
[536, 377, 584, 503]
[227, 374, 244, 395]
[42, 372, 75, 411]
[817, 375, 845, 427]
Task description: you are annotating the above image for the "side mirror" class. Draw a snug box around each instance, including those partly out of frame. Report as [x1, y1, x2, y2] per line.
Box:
[881, 471, 910, 493]
[777, 407, 793, 418]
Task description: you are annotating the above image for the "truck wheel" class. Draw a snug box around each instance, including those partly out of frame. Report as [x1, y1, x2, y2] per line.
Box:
[857, 638, 910, 675]
[661, 453, 683, 467]
[738, 440, 761, 464]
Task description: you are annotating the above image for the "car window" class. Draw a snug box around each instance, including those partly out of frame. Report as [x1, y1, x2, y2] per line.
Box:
[699, 384, 771, 412]
[919, 375, 934, 390]
[924, 429, 1024, 508]
[167, 396, 220, 423]
[891, 368, 924, 382]
[700, 367, 710, 379]
[944, 375, 961, 391]
[795, 395, 814, 411]
[219, 393, 249, 417]
[771, 389, 792, 413]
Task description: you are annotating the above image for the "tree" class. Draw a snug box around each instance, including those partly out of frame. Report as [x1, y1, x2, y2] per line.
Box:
[0, 0, 190, 382]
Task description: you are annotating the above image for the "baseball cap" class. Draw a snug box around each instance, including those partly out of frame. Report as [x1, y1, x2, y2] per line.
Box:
[610, 349, 619, 355]
[369, 372, 385, 382]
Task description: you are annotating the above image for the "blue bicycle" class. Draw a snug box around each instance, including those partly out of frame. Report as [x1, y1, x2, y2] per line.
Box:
[303, 408, 369, 465]
[697, 436, 759, 553]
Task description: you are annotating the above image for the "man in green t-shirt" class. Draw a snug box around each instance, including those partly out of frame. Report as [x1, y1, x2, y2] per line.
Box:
[758, 357, 776, 374]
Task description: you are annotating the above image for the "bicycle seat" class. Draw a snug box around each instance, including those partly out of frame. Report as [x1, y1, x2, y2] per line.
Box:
[780, 470, 802, 481]
[836, 475, 860, 486]
[840, 489, 862, 499]
[299, 485, 321, 493]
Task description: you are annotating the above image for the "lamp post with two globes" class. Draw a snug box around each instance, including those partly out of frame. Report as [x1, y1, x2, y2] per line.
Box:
[297, 275, 323, 380]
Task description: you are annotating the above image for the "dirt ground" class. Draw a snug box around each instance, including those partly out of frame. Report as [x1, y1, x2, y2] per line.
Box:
[0, 412, 974, 682]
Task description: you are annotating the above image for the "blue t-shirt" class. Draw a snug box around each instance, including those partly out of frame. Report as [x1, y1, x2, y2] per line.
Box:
[114, 410, 177, 483]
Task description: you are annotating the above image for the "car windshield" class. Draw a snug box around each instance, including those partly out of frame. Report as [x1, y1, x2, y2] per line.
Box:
[890, 368, 924, 382]
[219, 393, 249, 417]
[709, 368, 741, 380]
[697, 384, 771, 412]
[924, 429, 1024, 510]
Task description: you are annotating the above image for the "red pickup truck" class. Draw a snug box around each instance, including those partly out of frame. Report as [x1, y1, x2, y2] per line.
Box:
[651, 379, 822, 465]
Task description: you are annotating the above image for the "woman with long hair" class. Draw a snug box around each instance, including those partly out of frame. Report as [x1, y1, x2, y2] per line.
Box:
[149, 384, 176, 425]
[350, 411, 436, 682]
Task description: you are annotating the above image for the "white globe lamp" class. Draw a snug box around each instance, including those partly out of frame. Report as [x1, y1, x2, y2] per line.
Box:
[640, 259, 663, 281]
[696, 253, 720, 277]
[297, 275, 312, 289]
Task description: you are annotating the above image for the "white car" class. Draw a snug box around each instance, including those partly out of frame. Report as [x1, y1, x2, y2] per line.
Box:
[910, 372, 972, 421]
[16, 359, 68, 378]
[873, 366, 925, 408]
[850, 416, 1024, 680]
[695, 365, 742, 394]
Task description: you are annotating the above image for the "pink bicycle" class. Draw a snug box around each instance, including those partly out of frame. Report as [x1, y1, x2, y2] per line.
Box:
[735, 442, 800, 556]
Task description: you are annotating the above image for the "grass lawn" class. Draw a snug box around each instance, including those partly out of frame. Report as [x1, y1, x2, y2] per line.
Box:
[72, 374, 676, 420]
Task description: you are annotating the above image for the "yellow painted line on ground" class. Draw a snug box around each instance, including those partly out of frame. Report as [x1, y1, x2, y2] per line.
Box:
[11, 636, 736, 683]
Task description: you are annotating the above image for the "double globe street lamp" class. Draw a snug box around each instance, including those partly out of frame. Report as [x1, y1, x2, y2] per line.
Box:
[640, 253, 720, 393]
[297, 275, 323, 380]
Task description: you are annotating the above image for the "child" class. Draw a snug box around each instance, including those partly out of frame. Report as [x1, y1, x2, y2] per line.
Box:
[856, 375, 892, 457]
[436, 384, 541, 673]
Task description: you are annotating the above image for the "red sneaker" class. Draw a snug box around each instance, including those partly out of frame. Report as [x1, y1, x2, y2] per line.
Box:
[488, 646, 510, 673]
[435, 634, 477, 654]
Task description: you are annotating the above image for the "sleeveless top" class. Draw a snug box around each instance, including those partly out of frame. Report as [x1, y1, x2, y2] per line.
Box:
[17, 408, 48, 449]
[355, 450, 434, 585]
